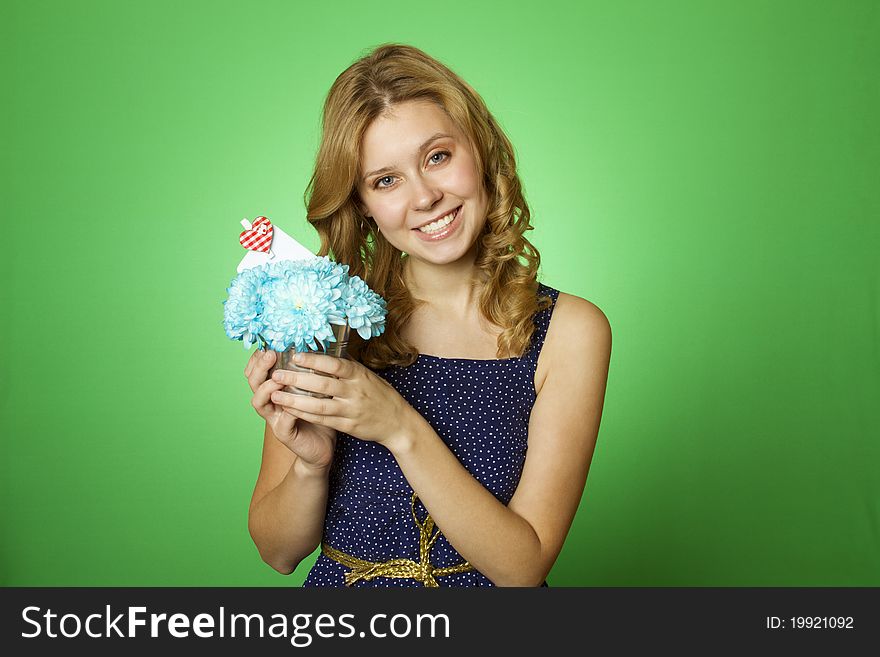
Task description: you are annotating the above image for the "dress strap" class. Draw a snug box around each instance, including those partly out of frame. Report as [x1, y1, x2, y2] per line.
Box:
[526, 283, 559, 363]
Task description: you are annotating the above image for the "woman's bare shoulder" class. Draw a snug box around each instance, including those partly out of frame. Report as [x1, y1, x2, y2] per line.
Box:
[550, 291, 611, 343]
[534, 290, 610, 395]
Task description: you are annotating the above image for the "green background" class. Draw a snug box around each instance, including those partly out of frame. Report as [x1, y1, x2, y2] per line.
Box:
[1, 0, 877, 586]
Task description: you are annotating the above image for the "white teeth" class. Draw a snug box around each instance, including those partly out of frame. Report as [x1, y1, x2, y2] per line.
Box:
[417, 208, 458, 233]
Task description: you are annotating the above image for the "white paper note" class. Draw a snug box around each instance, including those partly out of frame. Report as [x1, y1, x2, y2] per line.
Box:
[237, 220, 318, 273]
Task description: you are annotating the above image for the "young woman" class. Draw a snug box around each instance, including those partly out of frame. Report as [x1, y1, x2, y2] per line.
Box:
[244, 44, 612, 587]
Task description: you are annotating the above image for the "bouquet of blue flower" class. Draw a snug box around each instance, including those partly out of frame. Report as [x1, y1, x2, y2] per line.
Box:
[223, 255, 387, 355]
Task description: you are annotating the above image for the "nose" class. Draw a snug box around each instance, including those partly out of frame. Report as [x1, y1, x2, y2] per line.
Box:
[411, 174, 443, 213]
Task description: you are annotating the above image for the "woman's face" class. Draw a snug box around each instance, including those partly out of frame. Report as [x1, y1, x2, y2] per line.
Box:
[355, 100, 489, 265]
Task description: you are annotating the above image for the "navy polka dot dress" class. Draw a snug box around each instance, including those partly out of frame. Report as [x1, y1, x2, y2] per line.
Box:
[302, 282, 559, 587]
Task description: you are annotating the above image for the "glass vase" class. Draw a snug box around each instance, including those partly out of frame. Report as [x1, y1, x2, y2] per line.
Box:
[268, 323, 350, 399]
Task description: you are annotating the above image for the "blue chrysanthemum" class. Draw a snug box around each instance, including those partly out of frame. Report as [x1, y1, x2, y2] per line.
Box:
[343, 274, 388, 340]
[223, 265, 268, 349]
[259, 261, 346, 352]
[305, 255, 350, 322]
[223, 255, 388, 354]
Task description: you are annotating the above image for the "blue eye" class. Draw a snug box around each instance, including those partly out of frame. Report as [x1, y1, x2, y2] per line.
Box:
[373, 151, 450, 190]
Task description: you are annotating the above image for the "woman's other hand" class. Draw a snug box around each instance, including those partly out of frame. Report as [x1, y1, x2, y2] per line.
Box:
[245, 349, 337, 471]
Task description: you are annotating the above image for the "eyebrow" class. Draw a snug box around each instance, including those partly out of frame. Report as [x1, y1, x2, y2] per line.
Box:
[362, 132, 453, 182]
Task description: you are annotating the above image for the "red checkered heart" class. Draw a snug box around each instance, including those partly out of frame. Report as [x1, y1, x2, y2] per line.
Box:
[239, 216, 274, 253]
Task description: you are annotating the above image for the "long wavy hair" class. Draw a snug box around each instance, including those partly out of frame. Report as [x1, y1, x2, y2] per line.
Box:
[304, 43, 553, 370]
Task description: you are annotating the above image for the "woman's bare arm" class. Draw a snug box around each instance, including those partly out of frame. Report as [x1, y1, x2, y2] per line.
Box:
[243, 348, 336, 575]
[385, 294, 611, 585]
[247, 423, 331, 574]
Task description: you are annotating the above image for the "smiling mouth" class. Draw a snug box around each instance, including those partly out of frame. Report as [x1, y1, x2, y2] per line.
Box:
[413, 205, 461, 233]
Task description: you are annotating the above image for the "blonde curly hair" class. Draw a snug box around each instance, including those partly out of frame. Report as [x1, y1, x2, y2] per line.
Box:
[304, 43, 552, 370]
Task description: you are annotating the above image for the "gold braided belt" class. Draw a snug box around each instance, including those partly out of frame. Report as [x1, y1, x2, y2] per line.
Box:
[321, 491, 473, 587]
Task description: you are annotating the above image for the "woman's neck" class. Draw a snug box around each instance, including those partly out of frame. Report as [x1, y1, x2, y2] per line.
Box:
[403, 255, 483, 316]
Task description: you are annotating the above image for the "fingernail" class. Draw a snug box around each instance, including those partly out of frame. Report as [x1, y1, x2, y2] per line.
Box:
[294, 352, 304, 364]
[272, 371, 282, 381]
[264, 350, 272, 360]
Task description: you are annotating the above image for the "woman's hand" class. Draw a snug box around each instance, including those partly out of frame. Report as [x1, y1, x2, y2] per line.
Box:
[244, 349, 337, 471]
[268, 351, 416, 449]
